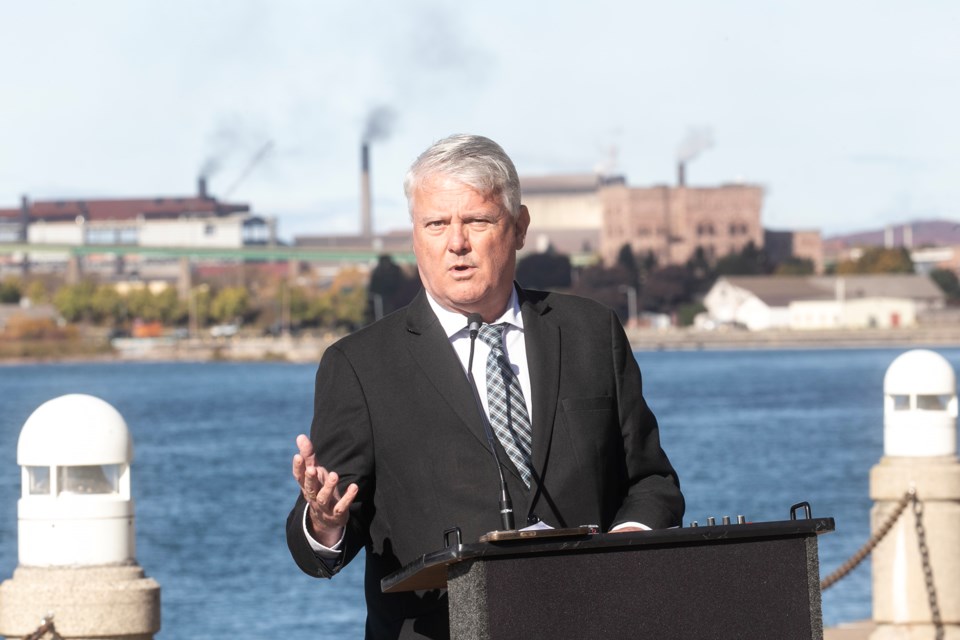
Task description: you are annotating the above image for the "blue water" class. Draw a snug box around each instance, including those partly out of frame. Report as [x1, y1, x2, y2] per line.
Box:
[1, 348, 956, 638]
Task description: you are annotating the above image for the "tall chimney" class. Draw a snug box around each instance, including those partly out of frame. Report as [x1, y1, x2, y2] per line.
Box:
[198, 176, 209, 200]
[361, 142, 372, 238]
[677, 162, 686, 188]
[19, 195, 29, 243]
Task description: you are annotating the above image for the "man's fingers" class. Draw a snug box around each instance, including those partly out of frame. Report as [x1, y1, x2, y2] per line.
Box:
[295, 434, 316, 466]
[331, 483, 359, 518]
[315, 470, 340, 507]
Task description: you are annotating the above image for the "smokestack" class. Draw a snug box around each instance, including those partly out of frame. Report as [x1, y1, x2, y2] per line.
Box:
[19, 195, 29, 243]
[675, 127, 713, 188]
[198, 176, 209, 200]
[361, 142, 372, 238]
[904, 224, 913, 249]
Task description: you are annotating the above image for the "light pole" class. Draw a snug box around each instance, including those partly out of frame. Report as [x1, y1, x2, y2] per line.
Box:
[619, 285, 638, 328]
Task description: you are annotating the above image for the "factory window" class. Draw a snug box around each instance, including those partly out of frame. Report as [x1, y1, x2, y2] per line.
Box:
[86, 228, 116, 245]
[205, 224, 216, 236]
[118, 228, 138, 244]
[697, 223, 715, 237]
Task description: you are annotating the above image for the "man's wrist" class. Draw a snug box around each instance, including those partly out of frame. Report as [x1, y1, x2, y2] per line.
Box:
[306, 503, 346, 548]
[302, 503, 346, 557]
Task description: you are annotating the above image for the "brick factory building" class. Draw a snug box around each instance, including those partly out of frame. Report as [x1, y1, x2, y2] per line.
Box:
[521, 173, 822, 272]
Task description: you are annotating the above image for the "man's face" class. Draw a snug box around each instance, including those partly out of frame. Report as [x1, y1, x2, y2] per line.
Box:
[411, 175, 530, 321]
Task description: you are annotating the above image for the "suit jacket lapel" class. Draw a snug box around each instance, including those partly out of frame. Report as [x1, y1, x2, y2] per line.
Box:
[403, 290, 493, 454]
[518, 287, 559, 480]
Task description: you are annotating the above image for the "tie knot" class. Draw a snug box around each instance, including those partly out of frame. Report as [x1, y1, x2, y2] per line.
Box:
[477, 323, 505, 352]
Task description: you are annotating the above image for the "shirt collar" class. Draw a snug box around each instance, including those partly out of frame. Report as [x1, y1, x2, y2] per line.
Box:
[425, 287, 524, 339]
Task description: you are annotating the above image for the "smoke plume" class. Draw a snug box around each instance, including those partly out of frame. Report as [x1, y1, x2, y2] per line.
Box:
[363, 106, 397, 143]
[676, 127, 714, 163]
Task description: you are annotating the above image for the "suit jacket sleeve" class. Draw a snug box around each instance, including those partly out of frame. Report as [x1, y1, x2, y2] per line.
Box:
[286, 343, 374, 578]
[609, 309, 684, 529]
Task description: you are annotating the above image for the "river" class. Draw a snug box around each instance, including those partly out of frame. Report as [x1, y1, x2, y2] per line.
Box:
[2, 348, 957, 638]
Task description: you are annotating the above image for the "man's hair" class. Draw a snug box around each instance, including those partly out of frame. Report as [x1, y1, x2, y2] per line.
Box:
[404, 134, 521, 219]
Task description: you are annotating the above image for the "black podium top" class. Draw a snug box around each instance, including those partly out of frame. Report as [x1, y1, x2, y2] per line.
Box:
[382, 516, 834, 593]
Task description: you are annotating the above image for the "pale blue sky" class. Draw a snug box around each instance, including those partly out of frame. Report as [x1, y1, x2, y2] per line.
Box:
[1, 1, 957, 241]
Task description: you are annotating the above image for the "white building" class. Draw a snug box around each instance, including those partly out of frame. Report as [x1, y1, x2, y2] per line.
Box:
[0, 181, 273, 262]
[703, 275, 945, 331]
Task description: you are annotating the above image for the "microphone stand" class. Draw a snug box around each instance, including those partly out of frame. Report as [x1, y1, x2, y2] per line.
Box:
[466, 313, 515, 531]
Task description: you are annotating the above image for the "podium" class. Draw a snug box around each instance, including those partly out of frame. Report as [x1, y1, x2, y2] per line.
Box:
[382, 508, 834, 640]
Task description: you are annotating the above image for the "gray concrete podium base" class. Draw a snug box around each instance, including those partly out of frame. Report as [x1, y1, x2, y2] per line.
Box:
[0, 564, 160, 640]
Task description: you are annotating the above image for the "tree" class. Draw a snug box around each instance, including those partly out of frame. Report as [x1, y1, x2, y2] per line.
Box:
[305, 268, 368, 330]
[91, 285, 126, 324]
[930, 268, 960, 303]
[774, 257, 815, 276]
[715, 241, 772, 276]
[516, 251, 572, 290]
[24, 280, 49, 305]
[210, 286, 250, 324]
[368, 254, 418, 320]
[0, 277, 21, 303]
[835, 247, 913, 274]
[642, 265, 693, 312]
[53, 281, 97, 322]
[616, 244, 639, 288]
[569, 264, 633, 319]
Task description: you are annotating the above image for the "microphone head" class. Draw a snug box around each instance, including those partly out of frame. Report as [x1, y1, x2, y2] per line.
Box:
[467, 313, 483, 339]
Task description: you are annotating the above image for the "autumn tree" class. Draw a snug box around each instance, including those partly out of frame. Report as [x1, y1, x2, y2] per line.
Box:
[835, 247, 913, 274]
[210, 286, 251, 324]
[0, 277, 21, 303]
[774, 257, 815, 276]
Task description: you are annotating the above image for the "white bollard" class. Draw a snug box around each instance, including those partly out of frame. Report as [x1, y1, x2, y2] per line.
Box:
[0, 394, 161, 640]
[871, 349, 960, 639]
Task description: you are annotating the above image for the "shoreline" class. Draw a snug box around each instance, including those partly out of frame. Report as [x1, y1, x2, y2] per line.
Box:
[627, 325, 960, 352]
[4, 326, 960, 366]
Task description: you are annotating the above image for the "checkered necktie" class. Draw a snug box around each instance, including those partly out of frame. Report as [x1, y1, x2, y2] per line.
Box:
[477, 323, 533, 487]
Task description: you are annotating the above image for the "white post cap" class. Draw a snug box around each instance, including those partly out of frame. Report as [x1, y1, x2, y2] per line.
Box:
[18, 393, 132, 466]
[16, 394, 136, 566]
[884, 349, 958, 457]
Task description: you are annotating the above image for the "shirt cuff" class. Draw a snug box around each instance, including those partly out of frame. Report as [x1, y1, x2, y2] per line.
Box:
[610, 521, 651, 532]
[302, 503, 346, 558]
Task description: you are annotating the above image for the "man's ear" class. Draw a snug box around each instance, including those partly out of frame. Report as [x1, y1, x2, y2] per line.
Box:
[515, 205, 530, 250]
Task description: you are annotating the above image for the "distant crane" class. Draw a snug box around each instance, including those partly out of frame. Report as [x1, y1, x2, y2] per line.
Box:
[223, 141, 275, 199]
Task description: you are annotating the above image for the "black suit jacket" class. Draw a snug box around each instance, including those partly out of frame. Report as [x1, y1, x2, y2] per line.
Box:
[286, 286, 684, 639]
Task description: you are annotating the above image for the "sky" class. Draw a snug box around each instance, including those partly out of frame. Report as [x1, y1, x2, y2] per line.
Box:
[1, 1, 958, 242]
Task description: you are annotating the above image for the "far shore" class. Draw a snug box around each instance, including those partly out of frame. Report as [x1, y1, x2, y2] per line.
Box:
[4, 325, 960, 366]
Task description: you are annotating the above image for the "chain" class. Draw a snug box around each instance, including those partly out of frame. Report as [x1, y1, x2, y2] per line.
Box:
[912, 493, 943, 640]
[820, 489, 912, 591]
[819, 488, 944, 636]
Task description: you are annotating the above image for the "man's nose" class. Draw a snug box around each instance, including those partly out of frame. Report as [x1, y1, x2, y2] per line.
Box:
[447, 223, 469, 253]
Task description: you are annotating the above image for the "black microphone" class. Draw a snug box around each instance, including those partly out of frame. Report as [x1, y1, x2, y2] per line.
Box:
[465, 313, 515, 531]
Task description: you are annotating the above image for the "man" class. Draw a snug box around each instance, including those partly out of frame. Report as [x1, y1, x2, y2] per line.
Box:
[287, 134, 684, 639]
